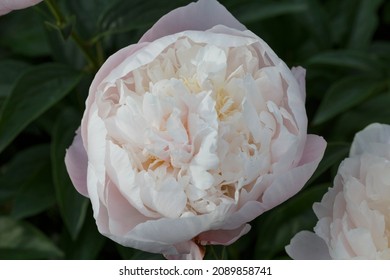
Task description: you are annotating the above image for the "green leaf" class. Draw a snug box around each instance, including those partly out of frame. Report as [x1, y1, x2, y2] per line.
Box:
[43, 24, 86, 70]
[347, 0, 383, 50]
[326, 0, 383, 49]
[291, 0, 331, 50]
[235, 1, 307, 24]
[333, 93, 390, 141]
[307, 50, 381, 73]
[254, 184, 329, 259]
[62, 208, 105, 259]
[0, 8, 50, 57]
[0, 144, 56, 218]
[0, 216, 63, 259]
[116, 244, 163, 260]
[313, 76, 383, 125]
[0, 145, 52, 205]
[51, 108, 88, 240]
[64, 0, 114, 38]
[0, 63, 82, 154]
[0, 60, 30, 109]
[306, 142, 350, 185]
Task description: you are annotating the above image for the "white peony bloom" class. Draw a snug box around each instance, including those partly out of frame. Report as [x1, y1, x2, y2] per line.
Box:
[286, 123, 390, 260]
[66, 0, 326, 259]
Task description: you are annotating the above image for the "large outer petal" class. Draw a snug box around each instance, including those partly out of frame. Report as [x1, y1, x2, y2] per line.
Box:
[139, 0, 246, 43]
[0, 0, 42, 15]
[65, 128, 88, 197]
[100, 202, 235, 255]
[285, 231, 331, 260]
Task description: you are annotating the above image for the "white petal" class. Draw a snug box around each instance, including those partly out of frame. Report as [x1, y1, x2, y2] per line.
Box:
[286, 231, 331, 260]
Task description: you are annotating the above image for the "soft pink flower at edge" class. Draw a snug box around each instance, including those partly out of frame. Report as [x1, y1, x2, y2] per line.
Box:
[0, 0, 42, 16]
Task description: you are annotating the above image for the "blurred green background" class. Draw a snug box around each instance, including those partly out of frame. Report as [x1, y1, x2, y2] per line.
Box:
[0, 0, 389, 259]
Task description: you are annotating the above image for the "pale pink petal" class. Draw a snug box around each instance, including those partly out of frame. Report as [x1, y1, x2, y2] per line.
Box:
[65, 128, 88, 197]
[286, 231, 331, 260]
[165, 241, 205, 260]
[81, 42, 149, 148]
[0, 0, 42, 15]
[215, 200, 267, 231]
[198, 224, 251, 245]
[350, 123, 390, 158]
[105, 179, 149, 235]
[291, 66, 306, 101]
[139, 0, 246, 43]
[261, 135, 326, 210]
[107, 204, 232, 255]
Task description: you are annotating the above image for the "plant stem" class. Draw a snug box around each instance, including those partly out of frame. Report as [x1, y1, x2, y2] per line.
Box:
[44, 0, 99, 71]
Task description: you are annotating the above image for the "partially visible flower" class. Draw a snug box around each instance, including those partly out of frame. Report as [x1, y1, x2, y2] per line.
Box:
[286, 123, 390, 260]
[0, 0, 42, 16]
[65, 0, 326, 259]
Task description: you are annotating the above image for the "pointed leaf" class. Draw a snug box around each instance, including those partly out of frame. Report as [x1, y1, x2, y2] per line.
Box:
[0, 144, 56, 218]
[307, 50, 381, 72]
[0, 217, 63, 259]
[313, 76, 382, 125]
[0, 60, 30, 102]
[347, 0, 383, 49]
[51, 108, 88, 240]
[62, 208, 105, 259]
[0, 64, 82, 154]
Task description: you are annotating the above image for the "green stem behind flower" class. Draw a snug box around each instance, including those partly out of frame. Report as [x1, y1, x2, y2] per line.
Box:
[44, 0, 100, 71]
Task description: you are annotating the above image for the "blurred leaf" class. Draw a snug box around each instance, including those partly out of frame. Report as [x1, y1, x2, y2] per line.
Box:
[116, 244, 163, 260]
[62, 207, 105, 259]
[44, 25, 86, 69]
[291, 0, 331, 50]
[0, 60, 30, 103]
[0, 216, 63, 259]
[234, 1, 307, 23]
[0, 145, 56, 219]
[45, 15, 76, 41]
[0, 8, 50, 57]
[333, 93, 390, 140]
[0, 145, 51, 204]
[370, 41, 390, 67]
[326, 0, 383, 49]
[51, 108, 88, 240]
[347, 0, 383, 49]
[64, 0, 113, 39]
[306, 142, 349, 185]
[254, 184, 329, 259]
[313, 76, 383, 125]
[307, 50, 382, 73]
[0, 63, 82, 154]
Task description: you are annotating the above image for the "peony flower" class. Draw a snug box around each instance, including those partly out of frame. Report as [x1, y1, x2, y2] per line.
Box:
[65, 0, 326, 259]
[0, 0, 42, 16]
[286, 123, 390, 260]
